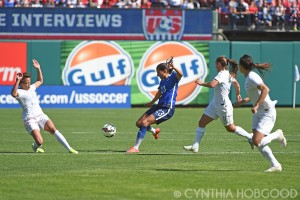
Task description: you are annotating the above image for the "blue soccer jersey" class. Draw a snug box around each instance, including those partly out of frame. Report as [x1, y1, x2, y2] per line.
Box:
[157, 71, 180, 108]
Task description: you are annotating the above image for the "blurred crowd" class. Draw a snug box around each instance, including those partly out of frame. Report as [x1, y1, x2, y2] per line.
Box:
[0, 0, 299, 31]
[219, 0, 300, 31]
[0, 0, 217, 9]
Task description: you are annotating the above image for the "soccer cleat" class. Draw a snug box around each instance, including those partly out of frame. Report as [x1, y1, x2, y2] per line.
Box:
[153, 128, 160, 140]
[183, 145, 199, 153]
[277, 129, 287, 147]
[32, 143, 45, 153]
[248, 139, 255, 150]
[126, 146, 139, 153]
[264, 165, 282, 173]
[69, 148, 78, 154]
[35, 147, 45, 153]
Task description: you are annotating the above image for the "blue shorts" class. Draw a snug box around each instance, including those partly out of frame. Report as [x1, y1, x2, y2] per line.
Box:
[145, 105, 175, 125]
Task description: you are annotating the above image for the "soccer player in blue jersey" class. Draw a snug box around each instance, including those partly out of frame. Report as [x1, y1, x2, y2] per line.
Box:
[127, 58, 183, 153]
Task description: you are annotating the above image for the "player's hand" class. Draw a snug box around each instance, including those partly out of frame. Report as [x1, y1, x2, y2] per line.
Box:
[166, 57, 174, 71]
[251, 104, 259, 114]
[32, 59, 41, 69]
[16, 72, 23, 81]
[168, 64, 174, 71]
[195, 79, 203, 85]
[236, 94, 242, 102]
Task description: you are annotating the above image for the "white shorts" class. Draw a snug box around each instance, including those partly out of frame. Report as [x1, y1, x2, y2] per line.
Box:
[252, 108, 276, 135]
[23, 114, 49, 134]
[204, 101, 234, 126]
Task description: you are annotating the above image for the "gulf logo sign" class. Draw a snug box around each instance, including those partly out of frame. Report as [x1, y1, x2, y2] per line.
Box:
[143, 9, 184, 41]
[137, 42, 207, 105]
[62, 41, 134, 86]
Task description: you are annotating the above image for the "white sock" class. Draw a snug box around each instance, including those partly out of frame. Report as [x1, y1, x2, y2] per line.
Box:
[193, 127, 205, 147]
[259, 130, 281, 146]
[147, 126, 155, 134]
[134, 138, 143, 150]
[54, 130, 71, 151]
[258, 145, 281, 167]
[234, 126, 253, 140]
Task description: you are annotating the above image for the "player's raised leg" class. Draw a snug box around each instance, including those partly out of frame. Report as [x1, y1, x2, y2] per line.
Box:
[44, 119, 78, 154]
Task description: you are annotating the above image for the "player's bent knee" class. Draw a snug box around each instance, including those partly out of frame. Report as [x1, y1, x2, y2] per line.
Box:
[252, 139, 260, 146]
[141, 120, 150, 127]
[225, 127, 235, 132]
[135, 121, 142, 127]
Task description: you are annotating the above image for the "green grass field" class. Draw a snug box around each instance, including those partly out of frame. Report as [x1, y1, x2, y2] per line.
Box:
[0, 108, 299, 200]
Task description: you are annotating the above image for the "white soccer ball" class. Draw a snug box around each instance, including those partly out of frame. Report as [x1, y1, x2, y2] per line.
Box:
[102, 123, 117, 138]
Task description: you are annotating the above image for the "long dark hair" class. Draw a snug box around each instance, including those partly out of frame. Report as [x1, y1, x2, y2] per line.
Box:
[239, 54, 271, 76]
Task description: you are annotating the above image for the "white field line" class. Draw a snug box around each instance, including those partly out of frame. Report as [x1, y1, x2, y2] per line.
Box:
[0, 151, 299, 156]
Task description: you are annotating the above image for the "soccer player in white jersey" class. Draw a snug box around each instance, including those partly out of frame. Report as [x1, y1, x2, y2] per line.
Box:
[184, 56, 253, 153]
[11, 59, 78, 154]
[234, 54, 286, 172]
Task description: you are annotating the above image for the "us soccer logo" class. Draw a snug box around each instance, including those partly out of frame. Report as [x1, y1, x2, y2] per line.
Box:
[143, 9, 185, 40]
[62, 41, 134, 86]
[137, 41, 208, 105]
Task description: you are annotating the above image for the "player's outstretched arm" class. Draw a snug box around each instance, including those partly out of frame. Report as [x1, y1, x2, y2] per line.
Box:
[195, 78, 219, 88]
[32, 59, 43, 88]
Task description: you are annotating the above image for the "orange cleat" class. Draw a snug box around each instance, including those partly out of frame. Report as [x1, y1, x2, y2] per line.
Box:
[153, 128, 160, 140]
[126, 146, 139, 153]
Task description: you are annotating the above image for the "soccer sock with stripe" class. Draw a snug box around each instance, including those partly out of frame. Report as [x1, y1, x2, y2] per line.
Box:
[147, 126, 155, 134]
[134, 126, 147, 150]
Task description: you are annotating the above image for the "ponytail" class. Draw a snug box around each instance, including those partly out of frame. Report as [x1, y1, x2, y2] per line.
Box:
[227, 58, 239, 78]
[239, 54, 271, 77]
[253, 63, 272, 77]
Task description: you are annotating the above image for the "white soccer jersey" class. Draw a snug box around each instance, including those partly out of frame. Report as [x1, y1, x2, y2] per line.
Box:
[16, 84, 44, 121]
[245, 71, 276, 110]
[212, 70, 234, 107]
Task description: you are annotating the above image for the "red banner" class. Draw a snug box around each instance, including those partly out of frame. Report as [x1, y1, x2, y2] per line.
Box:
[0, 42, 27, 85]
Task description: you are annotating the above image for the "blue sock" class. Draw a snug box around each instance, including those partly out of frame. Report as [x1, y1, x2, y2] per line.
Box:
[134, 126, 147, 149]
[137, 126, 147, 139]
